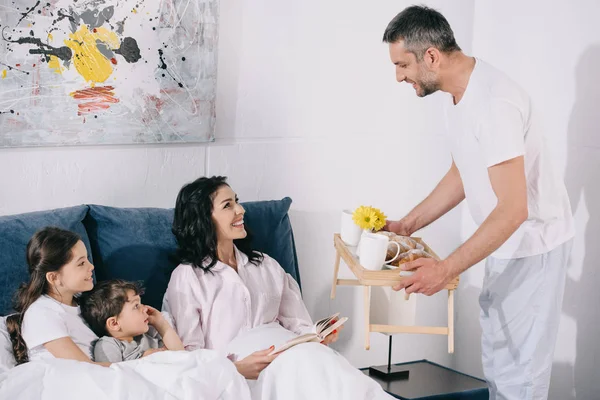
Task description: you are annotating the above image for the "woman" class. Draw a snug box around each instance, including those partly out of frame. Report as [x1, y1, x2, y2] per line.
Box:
[164, 176, 393, 399]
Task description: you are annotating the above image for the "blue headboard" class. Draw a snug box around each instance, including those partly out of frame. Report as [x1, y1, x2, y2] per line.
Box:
[0, 198, 300, 315]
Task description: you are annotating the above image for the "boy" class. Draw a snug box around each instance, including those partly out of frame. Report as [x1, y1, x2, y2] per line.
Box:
[80, 279, 184, 363]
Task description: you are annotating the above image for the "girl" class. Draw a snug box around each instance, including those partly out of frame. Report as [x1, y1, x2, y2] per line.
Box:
[164, 176, 393, 399]
[6, 227, 108, 366]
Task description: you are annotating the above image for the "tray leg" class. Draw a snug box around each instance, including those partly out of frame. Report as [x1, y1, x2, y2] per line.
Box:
[330, 251, 341, 299]
[448, 289, 455, 354]
[364, 285, 371, 350]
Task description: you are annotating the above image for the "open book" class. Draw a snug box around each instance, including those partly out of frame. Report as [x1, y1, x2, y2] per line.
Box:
[269, 313, 348, 355]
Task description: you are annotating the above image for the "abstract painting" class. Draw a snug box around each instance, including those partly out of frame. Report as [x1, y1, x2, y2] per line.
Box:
[0, 0, 218, 146]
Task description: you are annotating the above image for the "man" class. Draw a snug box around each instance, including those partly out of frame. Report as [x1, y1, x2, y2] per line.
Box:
[382, 6, 574, 400]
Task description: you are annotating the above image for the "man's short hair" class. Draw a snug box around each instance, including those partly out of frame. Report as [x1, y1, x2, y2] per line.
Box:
[383, 5, 461, 60]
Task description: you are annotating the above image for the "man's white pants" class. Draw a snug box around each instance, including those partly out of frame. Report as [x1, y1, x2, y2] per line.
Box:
[479, 239, 572, 400]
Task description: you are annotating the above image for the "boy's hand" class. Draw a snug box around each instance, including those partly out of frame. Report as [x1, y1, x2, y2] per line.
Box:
[142, 347, 166, 358]
[145, 306, 184, 351]
[146, 306, 169, 333]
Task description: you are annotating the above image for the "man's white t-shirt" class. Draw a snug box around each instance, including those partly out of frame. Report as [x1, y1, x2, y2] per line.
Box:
[21, 295, 98, 361]
[444, 58, 574, 259]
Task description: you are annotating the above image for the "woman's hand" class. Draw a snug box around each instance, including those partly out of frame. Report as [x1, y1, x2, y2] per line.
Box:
[234, 346, 279, 380]
[321, 321, 344, 345]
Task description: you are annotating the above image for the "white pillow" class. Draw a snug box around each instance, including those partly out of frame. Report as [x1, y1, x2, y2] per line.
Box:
[0, 316, 17, 372]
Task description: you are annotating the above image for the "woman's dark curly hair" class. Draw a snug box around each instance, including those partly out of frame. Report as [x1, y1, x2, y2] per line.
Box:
[172, 176, 263, 271]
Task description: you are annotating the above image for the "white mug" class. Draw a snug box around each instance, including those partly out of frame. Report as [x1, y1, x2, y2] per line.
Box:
[359, 233, 402, 270]
[340, 209, 362, 246]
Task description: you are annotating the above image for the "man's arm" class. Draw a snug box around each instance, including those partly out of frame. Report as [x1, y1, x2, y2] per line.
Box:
[386, 160, 465, 235]
[443, 155, 527, 277]
[393, 156, 527, 295]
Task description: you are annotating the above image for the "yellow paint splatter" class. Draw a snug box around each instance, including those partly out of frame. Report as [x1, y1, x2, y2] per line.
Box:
[64, 25, 120, 83]
[132, 8, 137, 13]
[47, 33, 53, 41]
[48, 56, 64, 74]
[1, 70, 6, 79]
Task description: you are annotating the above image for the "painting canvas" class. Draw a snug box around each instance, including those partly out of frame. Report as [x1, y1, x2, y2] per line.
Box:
[0, 0, 218, 146]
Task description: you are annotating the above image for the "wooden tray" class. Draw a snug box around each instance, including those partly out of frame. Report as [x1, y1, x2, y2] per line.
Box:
[331, 233, 458, 352]
[332, 233, 459, 289]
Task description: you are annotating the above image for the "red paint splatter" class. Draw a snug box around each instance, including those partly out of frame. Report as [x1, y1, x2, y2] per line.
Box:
[93, 28, 97, 33]
[71, 86, 120, 116]
[32, 64, 36, 67]
[146, 95, 165, 112]
[31, 64, 41, 100]
[110, 58, 117, 65]
[15, 64, 20, 67]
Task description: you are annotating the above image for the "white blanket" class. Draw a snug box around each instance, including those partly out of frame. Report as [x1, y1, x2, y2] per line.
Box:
[227, 323, 395, 400]
[0, 349, 250, 400]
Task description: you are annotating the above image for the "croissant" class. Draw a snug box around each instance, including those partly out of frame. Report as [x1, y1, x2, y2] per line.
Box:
[391, 250, 434, 266]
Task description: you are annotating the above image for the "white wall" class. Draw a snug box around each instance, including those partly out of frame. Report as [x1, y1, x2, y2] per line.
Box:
[451, 1, 600, 398]
[210, 0, 474, 369]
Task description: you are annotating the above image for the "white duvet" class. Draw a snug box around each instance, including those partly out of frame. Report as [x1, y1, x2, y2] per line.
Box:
[227, 323, 395, 400]
[0, 324, 394, 400]
[0, 349, 250, 400]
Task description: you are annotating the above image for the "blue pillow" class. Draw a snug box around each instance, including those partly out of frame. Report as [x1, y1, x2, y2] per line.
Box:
[241, 197, 301, 288]
[0, 206, 92, 316]
[83, 205, 178, 310]
[83, 198, 301, 310]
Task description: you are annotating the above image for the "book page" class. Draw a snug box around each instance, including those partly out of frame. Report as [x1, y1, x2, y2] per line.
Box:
[317, 317, 347, 340]
[315, 312, 340, 333]
[269, 333, 320, 355]
[268, 313, 348, 355]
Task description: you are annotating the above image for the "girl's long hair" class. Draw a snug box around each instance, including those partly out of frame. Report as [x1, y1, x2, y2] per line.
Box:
[5, 227, 80, 365]
[172, 176, 263, 271]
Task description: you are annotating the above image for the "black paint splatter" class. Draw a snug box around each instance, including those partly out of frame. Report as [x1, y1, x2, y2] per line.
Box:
[114, 37, 141, 63]
[17, 0, 41, 26]
[158, 49, 167, 69]
[158, 49, 185, 88]
[5, 36, 72, 62]
[53, 10, 76, 25]
[0, 61, 30, 75]
[0, 110, 16, 115]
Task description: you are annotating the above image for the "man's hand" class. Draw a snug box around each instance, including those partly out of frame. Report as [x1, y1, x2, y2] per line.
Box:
[383, 219, 412, 236]
[392, 258, 453, 296]
[234, 347, 279, 380]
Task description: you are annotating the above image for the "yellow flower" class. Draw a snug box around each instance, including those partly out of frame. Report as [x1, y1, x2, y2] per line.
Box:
[352, 205, 387, 231]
